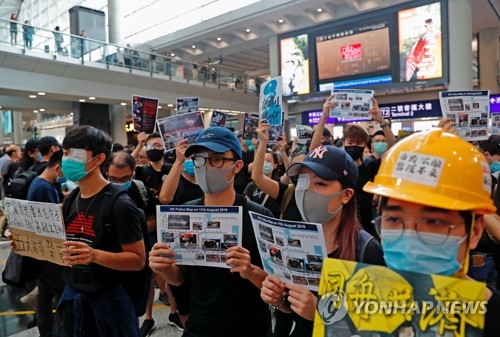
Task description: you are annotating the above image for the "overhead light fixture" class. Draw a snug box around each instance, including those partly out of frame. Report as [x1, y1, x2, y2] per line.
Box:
[70, 112, 74, 115]
[79, 99, 86, 102]
[29, 95, 37, 98]
[37, 92, 45, 95]
[0, 106, 2, 109]
[278, 19, 284, 23]
[167, 104, 174, 107]
[216, 37, 222, 41]
[33, 110, 38, 113]
[39, 108, 45, 112]
[317, 8, 323, 12]
[245, 28, 251, 33]
[158, 105, 162, 109]
[89, 96, 96, 100]
[170, 53, 175, 57]
[120, 102, 127, 106]
[192, 45, 196, 49]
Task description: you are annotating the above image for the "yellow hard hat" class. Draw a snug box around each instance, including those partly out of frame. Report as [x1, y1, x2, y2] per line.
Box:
[363, 128, 496, 214]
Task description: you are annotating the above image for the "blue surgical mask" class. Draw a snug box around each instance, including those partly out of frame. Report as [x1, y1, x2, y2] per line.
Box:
[122, 181, 132, 190]
[245, 139, 252, 147]
[37, 152, 42, 161]
[490, 161, 500, 173]
[263, 162, 274, 175]
[183, 160, 195, 176]
[61, 155, 98, 182]
[248, 145, 255, 152]
[373, 142, 388, 156]
[381, 229, 467, 276]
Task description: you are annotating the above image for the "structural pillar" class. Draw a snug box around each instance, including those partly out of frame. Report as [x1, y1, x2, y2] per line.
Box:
[479, 28, 500, 93]
[447, 0, 473, 90]
[13, 110, 23, 145]
[111, 105, 127, 145]
[108, 0, 122, 44]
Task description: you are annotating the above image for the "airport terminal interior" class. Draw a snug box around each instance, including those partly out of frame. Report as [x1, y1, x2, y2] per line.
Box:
[0, 0, 499, 336]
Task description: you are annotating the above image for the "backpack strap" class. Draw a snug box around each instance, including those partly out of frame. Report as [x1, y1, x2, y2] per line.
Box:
[279, 184, 295, 219]
[357, 229, 375, 263]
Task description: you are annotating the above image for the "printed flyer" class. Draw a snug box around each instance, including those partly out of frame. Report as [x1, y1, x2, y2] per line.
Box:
[249, 211, 327, 291]
[439, 91, 490, 141]
[209, 110, 227, 127]
[296, 125, 313, 145]
[132, 95, 159, 133]
[259, 76, 283, 126]
[156, 205, 243, 268]
[313, 258, 486, 337]
[243, 113, 259, 140]
[329, 89, 374, 120]
[177, 97, 199, 114]
[156, 112, 205, 150]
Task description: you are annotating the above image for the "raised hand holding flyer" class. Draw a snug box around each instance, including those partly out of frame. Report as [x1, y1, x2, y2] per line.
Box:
[329, 89, 374, 120]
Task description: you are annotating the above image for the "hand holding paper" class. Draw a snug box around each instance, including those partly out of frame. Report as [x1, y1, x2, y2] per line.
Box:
[256, 120, 270, 143]
[149, 242, 177, 273]
[261, 274, 287, 307]
[285, 282, 318, 321]
[62, 241, 94, 266]
[226, 245, 252, 279]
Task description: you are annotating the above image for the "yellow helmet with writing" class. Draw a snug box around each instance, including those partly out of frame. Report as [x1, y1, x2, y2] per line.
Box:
[363, 128, 496, 214]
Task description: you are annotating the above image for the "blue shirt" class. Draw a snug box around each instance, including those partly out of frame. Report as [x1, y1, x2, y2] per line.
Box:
[27, 176, 60, 203]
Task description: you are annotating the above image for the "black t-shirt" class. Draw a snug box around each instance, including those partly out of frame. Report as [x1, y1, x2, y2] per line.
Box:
[485, 287, 500, 336]
[355, 159, 381, 238]
[170, 174, 204, 205]
[182, 195, 273, 337]
[135, 163, 171, 204]
[278, 182, 302, 221]
[234, 150, 254, 195]
[31, 161, 48, 175]
[63, 184, 143, 294]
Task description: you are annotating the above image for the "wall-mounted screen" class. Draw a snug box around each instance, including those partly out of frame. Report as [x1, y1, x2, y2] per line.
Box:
[278, 0, 448, 95]
[280, 34, 310, 96]
[398, 2, 442, 82]
[316, 21, 391, 83]
[2, 111, 13, 135]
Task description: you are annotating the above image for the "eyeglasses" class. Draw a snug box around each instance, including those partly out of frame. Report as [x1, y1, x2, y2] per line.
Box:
[146, 142, 164, 150]
[381, 215, 464, 244]
[192, 154, 237, 168]
[108, 175, 133, 184]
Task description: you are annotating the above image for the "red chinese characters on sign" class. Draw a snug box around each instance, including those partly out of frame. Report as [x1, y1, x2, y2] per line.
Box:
[340, 43, 362, 62]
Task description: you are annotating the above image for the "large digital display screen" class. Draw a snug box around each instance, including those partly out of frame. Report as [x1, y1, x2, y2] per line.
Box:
[280, 34, 310, 96]
[316, 22, 391, 80]
[278, 0, 448, 95]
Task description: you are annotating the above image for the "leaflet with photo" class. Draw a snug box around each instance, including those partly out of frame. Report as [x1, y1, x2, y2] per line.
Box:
[132, 95, 159, 133]
[157, 205, 243, 268]
[439, 90, 490, 141]
[156, 112, 205, 151]
[176, 97, 199, 114]
[329, 89, 374, 120]
[243, 113, 259, 140]
[313, 258, 485, 337]
[249, 211, 327, 291]
[259, 76, 283, 126]
[296, 125, 313, 145]
[209, 110, 227, 127]
[492, 114, 500, 136]
[4, 198, 66, 265]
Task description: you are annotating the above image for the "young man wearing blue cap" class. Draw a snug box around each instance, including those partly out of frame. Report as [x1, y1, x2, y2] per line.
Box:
[149, 127, 273, 337]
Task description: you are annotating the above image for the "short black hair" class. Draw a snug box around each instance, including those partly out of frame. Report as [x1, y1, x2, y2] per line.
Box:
[47, 150, 63, 168]
[62, 125, 112, 158]
[104, 152, 136, 172]
[479, 135, 500, 156]
[112, 142, 124, 152]
[146, 133, 162, 143]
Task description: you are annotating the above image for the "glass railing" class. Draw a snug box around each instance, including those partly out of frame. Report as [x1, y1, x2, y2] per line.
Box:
[0, 18, 264, 96]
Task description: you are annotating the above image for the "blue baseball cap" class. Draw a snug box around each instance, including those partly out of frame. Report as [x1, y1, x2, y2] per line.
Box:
[185, 127, 242, 160]
[287, 145, 358, 187]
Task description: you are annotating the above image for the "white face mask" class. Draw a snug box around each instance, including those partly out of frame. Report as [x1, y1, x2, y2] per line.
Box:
[193, 153, 237, 194]
[295, 174, 345, 224]
[263, 162, 274, 175]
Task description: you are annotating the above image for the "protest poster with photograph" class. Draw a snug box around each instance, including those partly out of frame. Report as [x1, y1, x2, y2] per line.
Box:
[268, 123, 284, 145]
[132, 95, 159, 133]
[157, 205, 243, 268]
[313, 258, 485, 337]
[259, 76, 283, 126]
[296, 125, 313, 145]
[243, 113, 259, 140]
[492, 114, 500, 136]
[156, 112, 205, 151]
[209, 110, 227, 127]
[4, 198, 66, 265]
[439, 91, 490, 141]
[177, 97, 199, 114]
[249, 211, 327, 291]
[329, 89, 374, 120]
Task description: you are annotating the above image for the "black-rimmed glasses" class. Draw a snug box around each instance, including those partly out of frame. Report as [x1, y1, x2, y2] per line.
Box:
[192, 154, 237, 168]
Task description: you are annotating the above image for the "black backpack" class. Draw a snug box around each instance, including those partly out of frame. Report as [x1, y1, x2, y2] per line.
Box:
[63, 182, 152, 316]
[5, 165, 38, 199]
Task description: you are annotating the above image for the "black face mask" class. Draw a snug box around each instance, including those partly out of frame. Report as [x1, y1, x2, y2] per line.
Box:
[147, 149, 164, 162]
[344, 145, 364, 161]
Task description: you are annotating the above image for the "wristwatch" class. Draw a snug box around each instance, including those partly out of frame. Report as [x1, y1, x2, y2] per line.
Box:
[379, 122, 388, 128]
